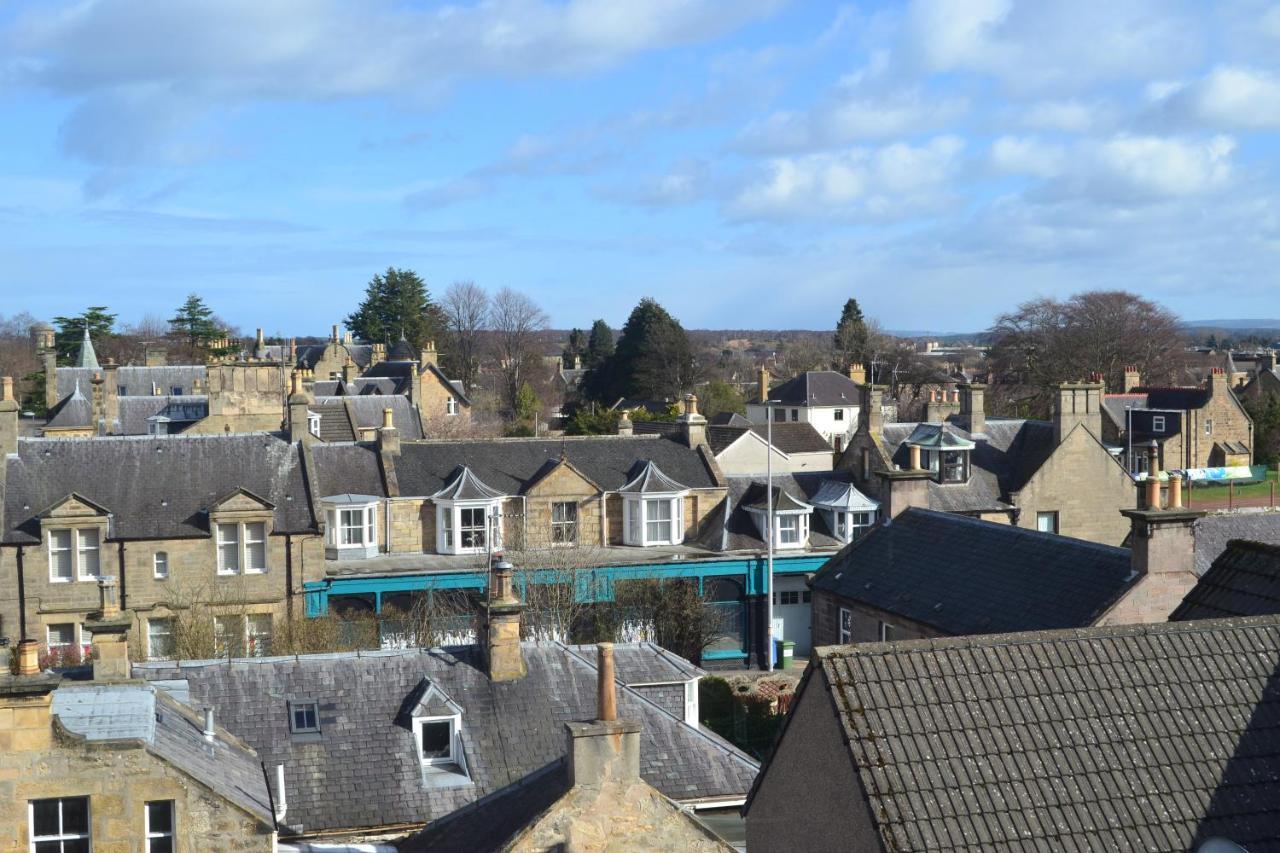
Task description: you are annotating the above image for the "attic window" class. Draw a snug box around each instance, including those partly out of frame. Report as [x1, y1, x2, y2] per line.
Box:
[307, 411, 321, 438]
[415, 716, 460, 766]
[289, 700, 320, 734]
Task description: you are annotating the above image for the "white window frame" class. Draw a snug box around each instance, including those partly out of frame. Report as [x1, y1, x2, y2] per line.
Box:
[1205, 418, 1213, 436]
[46, 622, 75, 652]
[153, 551, 169, 579]
[551, 501, 578, 545]
[308, 411, 321, 438]
[144, 799, 175, 853]
[414, 715, 461, 766]
[246, 613, 273, 657]
[243, 522, 267, 573]
[216, 520, 271, 575]
[325, 503, 378, 551]
[446, 397, 458, 416]
[683, 680, 699, 727]
[622, 495, 685, 547]
[29, 796, 91, 852]
[216, 523, 241, 575]
[878, 621, 897, 642]
[289, 700, 320, 734]
[147, 618, 174, 660]
[435, 501, 501, 555]
[76, 528, 100, 580]
[1152, 415, 1166, 433]
[838, 608, 852, 644]
[1036, 511, 1059, 534]
[48, 529, 74, 583]
[772, 513, 809, 549]
[834, 408, 844, 421]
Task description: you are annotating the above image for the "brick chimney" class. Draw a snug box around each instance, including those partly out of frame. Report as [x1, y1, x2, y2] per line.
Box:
[421, 341, 438, 368]
[678, 394, 707, 449]
[958, 383, 985, 436]
[616, 411, 634, 437]
[876, 449, 931, 519]
[863, 384, 885, 436]
[287, 369, 315, 443]
[378, 406, 400, 457]
[103, 359, 119, 434]
[483, 560, 526, 682]
[84, 577, 132, 682]
[0, 639, 61, 753]
[564, 643, 641, 788]
[848, 363, 866, 385]
[1053, 379, 1103, 444]
[0, 376, 18, 456]
[1103, 500, 1205, 625]
[757, 366, 770, 405]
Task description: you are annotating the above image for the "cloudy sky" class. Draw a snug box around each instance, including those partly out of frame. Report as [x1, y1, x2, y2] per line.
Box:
[3, 0, 1279, 335]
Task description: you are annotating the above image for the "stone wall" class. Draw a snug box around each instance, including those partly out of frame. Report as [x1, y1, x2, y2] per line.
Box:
[189, 363, 287, 434]
[1012, 425, 1135, 546]
[810, 590, 943, 647]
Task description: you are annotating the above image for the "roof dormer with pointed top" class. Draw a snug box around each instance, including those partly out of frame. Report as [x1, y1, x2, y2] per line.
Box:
[431, 466, 506, 555]
[75, 326, 100, 371]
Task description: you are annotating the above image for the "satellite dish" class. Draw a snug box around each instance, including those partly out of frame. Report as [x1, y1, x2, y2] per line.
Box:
[1198, 839, 1249, 853]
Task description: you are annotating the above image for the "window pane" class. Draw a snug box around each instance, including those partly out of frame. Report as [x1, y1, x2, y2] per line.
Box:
[147, 800, 173, 833]
[50, 530, 73, 580]
[421, 720, 451, 759]
[48, 624, 74, 647]
[35, 842, 62, 853]
[149, 839, 173, 853]
[217, 524, 240, 572]
[31, 799, 60, 834]
[61, 796, 89, 833]
[154, 552, 168, 578]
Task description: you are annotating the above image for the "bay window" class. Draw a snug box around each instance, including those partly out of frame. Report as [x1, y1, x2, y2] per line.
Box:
[622, 495, 684, 547]
[322, 495, 380, 560]
[435, 502, 502, 555]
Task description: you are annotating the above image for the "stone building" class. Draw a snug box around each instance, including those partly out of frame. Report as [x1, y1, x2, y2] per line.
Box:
[0, 631, 276, 852]
[840, 380, 1137, 545]
[1101, 366, 1253, 471]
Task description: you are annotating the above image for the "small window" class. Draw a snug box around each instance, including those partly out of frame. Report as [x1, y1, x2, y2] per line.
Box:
[834, 408, 844, 421]
[802, 590, 812, 604]
[216, 523, 241, 574]
[247, 613, 273, 657]
[47, 623, 74, 651]
[1036, 511, 1059, 534]
[446, 397, 458, 416]
[1205, 418, 1213, 436]
[145, 800, 175, 853]
[777, 514, 800, 545]
[308, 412, 321, 438]
[551, 501, 578, 544]
[244, 522, 267, 573]
[878, 621, 897, 642]
[290, 700, 320, 734]
[790, 408, 798, 422]
[773, 407, 785, 422]
[147, 619, 174, 660]
[774, 590, 800, 605]
[30, 796, 90, 852]
[49, 529, 73, 582]
[153, 552, 169, 579]
[838, 608, 852, 644]
[171, 385, 183, 396]
[1152, 415, 1166, 433]
[416, 717, 458, 765]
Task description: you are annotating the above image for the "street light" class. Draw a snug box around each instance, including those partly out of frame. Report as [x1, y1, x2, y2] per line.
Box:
[764, 398, 781, 670]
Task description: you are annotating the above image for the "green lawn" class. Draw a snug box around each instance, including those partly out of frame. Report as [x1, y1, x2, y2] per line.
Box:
[1186, 469, 1280, 502]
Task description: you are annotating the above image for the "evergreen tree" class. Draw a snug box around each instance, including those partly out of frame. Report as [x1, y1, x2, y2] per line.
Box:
[584, 319, 614, 368]
[608, 298, 696, 402]
[833, 297, 870, 369]
[346, 267, 446, 349]
[53, 307, 116, 364]
[168, 295, 232, 360]
[564, 328, 587, 363]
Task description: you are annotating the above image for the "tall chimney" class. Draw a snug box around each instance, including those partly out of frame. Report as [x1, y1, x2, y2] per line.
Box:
[484, 560, 526, 682]
[0, 376, 18, 456]
[864, 384, 885, 437]
[342, 356, 358, 384]
[847, 363, 866, 385]
[596, 643, 617, 722]
[331, 324, 340, 344]
[616, 411, 634, 437]
[1053, 379, 1103, 444]
[287, 370, 315, 444]
[757, 366, 769, 405]
[102, 359, 119, 435]
[91, 372, 106, 435]
[85, 577, 131, 681]
[1123, 366, 1141, 393]
[958, 383, 985, 436]
[678, 394, 707, 449]
[564, 642, 641, 788]
[421, 341, 438, 367]
[378, 406, 400, 457]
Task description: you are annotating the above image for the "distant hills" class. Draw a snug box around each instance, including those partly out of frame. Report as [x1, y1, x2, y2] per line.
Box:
[1182, 319, 1280, 330]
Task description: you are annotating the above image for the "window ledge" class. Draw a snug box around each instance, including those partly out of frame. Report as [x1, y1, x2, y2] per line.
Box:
[290, 731, 323, 744]
[421, 762, 472, 789]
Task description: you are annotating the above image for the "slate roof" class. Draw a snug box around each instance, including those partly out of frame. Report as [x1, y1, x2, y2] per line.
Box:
[135, 644, 759, 836]
[295, 343, 373, 370]
[52, 683, 272, 825]
[57, 365, 207, 398]
[2, 434, 313, 543]
[708, 412, 751, 427]
[742, 484, 811, 514]
[705, 422, 831, 456]
[1102, 393, 1149, 430]
[119, 395, 207, 434]
[309, 443, 388, 499]
[620, 460, 690, 494]
[904, 422, 975, 449]
[1136, 385, 1212, 410]
[432, 465, 506, 500]
[787, 616, 1280, 851]
[767, 371, 861, 407]
[44, 383, 92, 429]
[310, 399, 355, 442]
[312, 394, 423, 442]
[714, 473, 859, 552]
[810, 508, 1137, 635]
[564, 642, 704, 684]
[394, 436, 719, 498]
[1193, 512, 1280, 574]
[879, 419, 1057, 514]
[1171, 540, 1280, 621]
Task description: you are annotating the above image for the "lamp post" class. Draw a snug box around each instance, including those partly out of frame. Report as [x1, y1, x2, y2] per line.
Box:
[765, 398, 780, 670]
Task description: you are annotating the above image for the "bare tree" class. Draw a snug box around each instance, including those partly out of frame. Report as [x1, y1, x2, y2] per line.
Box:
[601, 578, 728, 665]
[442, 281, 489, 394]
[506, 530, 615, 643]
[489, 288, 549, 416]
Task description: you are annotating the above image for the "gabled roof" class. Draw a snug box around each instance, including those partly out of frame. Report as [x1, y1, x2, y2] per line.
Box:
[37, 491, 112, 518]
[432, 465, 505, 501]
[777, 616, 1280, 851]
[53, 684, 272, 826]
[1171, 539, 1280, 621]
[2, 434, 313, 543]
[767, 371, 860, 407]
[619, 460, 689, 494]
[1194, 512, 1280, 574]
[135, 644, 759, 836]
[714, 473, 856, 553]
[811, 508, 1136, 635]
[402, 678, 465, 720]
[1135, 385, 1212, 410]
[44, 382, 93, 430]
[705, 422, 831, 456]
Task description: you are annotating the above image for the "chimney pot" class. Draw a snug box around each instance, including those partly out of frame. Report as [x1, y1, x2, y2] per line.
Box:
[382, 407, 394, 429]
[1168, 473, 1183, 509]
[203, 707, 216, 740]
[16, 638, 39, 676]
[596, 643, 617, 723]
[908, 443, 921, 470]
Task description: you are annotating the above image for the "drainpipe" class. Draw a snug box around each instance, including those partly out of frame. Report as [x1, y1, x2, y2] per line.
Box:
[117, 540, 127, 610]
[384, 498, 392, 555]
[16, 545, 27, 639]
[285, 533, 294, 623]
[274, 763, 288, 825]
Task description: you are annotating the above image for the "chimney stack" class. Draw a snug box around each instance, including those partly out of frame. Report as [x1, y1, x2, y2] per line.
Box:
[616, 411, 634, 437]
[1208, 366, 1229, 398]
[678, 394, 707, 449]
[848, 363, 866, 385]
[958, 383, 986, 436]
[864, 384, 885, 437]
[1053, 378, 1103, 444]
[1107, 501, 1205, 625]
[757, 366, 769, 405]
[331, 324, 340, 344]
[483, 560, 526, 682]
[85, 577, 131, 681]
[378, 406, 400, 457]
[1144, 440, 1161, 509]
[103, 359, 119, 435]
[564, 643, 641, 789]
[342, 356, 358, 384]
[91, 372, 106, 435]
[0, 376, 18, 456]
[0, 638, 60, 753]
[287, 369, 315, 443]
[596, 643, 617, 722]
[421, 341, 438, 367]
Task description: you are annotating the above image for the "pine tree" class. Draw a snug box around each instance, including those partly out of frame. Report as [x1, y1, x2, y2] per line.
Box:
[609, 298, 696, 402]
[346, 267, 446, 349]
[168, 295, 230, 360]
[584, 320, 614, 368]
[834, 297, 870, 369]
[52, 307, 116, 364]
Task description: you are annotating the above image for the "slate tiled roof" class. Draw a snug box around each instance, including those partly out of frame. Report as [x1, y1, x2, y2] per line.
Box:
[43, 383, 92, 429]
[1102, 393, 1149, 430]
[879, 418, 1057, 514]
[310, 399, 355, 442]
[135, 644, 758, 836]
[394, 436, 719, 498]
[705, 422, 831, 456]
[314, 394, 424, 440]
[713, 473, 857, 552]
[119, 395, 207, 434]
[2, 434, 313, 543]
[620, 460, 690, 494]
[309, 443, 387, 499]
[810, 508, 1136, 635]
[57, 365, 207, 398]
[53, 684, 272, 825]
[295, 343, 373, 370]
[796, 616, 1280, 851]
[432, 465, 506, 500]
[1137, 385, 1212, 410]
[1171, 540, 1280, 621]
[1194, 512, 1280, 574]
[565, 642, 705, 685]
[767, 371, 860, 407]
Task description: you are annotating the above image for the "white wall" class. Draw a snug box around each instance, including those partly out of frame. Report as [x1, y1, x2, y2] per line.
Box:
[772, 574, 813, 656]
[716, 435, 835, 476]
[744, 403, 861, 450]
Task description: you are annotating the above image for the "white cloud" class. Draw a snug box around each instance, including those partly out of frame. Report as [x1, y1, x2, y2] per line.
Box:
[1165, 66, 1280, 129]
[727, 135, 963, 220]
[1090, 134, 1235, 198]
[990, 136, 1066, 178]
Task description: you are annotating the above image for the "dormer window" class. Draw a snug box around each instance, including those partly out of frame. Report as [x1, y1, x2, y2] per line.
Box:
[619, 462, 690, 548]
[323, 495, 380, 560]
[308, 411, 321, 437]
[415, 716, 459, 765]
[744, 485, 812, 550]
[905, 423, 974, 486]
[404, 678, 470, 785]
[810, 479, 880, 544]
[432, 467, 505, 555]
[940, 451, 969, 483]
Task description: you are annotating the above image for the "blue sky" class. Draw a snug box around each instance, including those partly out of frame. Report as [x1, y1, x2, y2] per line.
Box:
[2, 1, 1280, 335]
